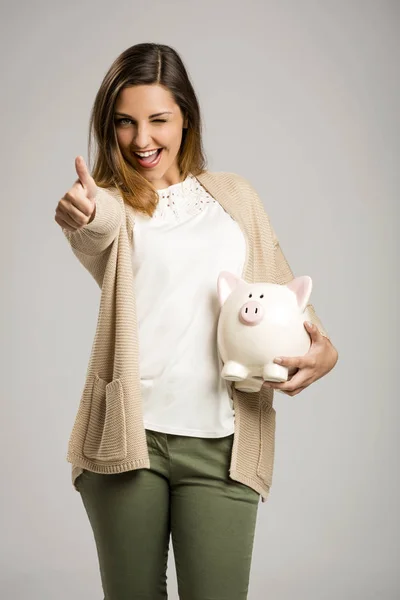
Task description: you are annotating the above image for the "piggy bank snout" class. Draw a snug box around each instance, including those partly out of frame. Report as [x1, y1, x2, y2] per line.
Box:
[239, 301, 264, 325]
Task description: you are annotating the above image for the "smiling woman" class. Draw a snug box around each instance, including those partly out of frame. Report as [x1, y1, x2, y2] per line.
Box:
[86, 43, 207, 217]
[58, 40, 337, 600]
[113, 84, 188, 182]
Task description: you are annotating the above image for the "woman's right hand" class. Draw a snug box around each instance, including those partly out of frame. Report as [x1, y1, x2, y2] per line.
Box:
[55, 156, 98, 232]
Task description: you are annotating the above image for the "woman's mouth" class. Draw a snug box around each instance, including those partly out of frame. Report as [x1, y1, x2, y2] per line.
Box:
[133, 148, 163, 168]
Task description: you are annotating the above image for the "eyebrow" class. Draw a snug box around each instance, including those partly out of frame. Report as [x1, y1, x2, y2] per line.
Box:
[114, 111, 173, 119]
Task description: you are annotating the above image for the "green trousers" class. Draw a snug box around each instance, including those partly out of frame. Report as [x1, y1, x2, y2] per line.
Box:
[76, 428, 260, 599]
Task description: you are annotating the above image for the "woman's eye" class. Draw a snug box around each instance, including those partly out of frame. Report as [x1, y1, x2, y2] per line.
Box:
[115, 118, 167, 125]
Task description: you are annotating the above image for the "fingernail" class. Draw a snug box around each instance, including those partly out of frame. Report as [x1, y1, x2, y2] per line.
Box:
[274, 358, 282, 364]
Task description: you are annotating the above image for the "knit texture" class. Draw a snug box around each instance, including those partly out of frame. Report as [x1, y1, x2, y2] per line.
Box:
[62, 171, 330, 503]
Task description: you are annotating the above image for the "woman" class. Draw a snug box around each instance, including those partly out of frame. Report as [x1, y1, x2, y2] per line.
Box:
[55, 43, 338, 600]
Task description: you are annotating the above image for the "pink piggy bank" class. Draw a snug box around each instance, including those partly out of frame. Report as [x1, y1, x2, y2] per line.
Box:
[217, 271, 313, 393]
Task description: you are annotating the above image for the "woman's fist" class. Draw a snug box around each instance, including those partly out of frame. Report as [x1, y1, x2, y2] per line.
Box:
[55, 156, 98, 231]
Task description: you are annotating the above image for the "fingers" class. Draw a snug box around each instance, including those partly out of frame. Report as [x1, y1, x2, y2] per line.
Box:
[304, 321, 323, 342]
[288, 366, 299, 377]
[55, 193, 93, 229]
[285, 386, 306, 397]
[266, 385, 306, 397]
[54, 212, 79, 231]
[62, 188, 93, 218]
[264, 368, 309, 393]
[274, 356, 304, 369]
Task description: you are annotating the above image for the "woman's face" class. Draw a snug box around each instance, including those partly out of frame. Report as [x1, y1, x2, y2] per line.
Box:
[114, 84, 188, 190]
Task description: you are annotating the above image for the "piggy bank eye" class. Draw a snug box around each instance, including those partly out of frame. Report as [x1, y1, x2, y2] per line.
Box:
[249, 293, 252, 298]
[260, 294, 264, 298]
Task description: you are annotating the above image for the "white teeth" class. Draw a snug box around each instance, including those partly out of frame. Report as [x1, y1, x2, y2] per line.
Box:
[135, 149, 159, 157]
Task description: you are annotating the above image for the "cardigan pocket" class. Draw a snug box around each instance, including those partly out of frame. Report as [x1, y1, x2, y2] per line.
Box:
[83, 374, 127, 462]
[256, 401, 276, 487]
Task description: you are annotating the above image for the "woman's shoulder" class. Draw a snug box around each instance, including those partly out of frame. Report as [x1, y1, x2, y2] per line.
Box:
[196, 170, 257, 194]
[195, 171, 270, 228]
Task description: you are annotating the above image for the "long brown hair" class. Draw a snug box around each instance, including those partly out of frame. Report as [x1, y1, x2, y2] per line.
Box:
[87, 43, 208, 217]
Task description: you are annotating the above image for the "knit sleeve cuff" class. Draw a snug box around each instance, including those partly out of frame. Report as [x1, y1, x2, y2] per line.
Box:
[80, 187, 122, 234]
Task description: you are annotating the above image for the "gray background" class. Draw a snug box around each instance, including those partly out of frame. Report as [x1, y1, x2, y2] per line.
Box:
[3, 0, 399, 598]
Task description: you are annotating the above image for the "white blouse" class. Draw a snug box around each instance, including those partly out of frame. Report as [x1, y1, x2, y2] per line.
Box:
[131, 173, 247, 437]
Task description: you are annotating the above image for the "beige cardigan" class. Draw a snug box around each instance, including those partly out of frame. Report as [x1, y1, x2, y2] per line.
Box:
[62, 171, 330, 503]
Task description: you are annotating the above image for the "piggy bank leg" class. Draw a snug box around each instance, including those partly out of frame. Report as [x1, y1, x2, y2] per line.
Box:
[235, 377, 264, 393]
[221, 361, 249, 382]
[263, 361, 288, 383]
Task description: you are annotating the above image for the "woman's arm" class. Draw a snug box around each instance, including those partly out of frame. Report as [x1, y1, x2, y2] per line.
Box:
[233, 172, 338, 393]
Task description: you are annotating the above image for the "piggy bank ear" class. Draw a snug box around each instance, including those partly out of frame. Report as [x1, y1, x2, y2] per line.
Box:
[217, 271, 245, 306]
[286, 276, 312, 312]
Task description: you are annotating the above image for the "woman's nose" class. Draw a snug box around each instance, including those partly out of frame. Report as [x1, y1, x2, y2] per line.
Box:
[133, 124, 152, 148]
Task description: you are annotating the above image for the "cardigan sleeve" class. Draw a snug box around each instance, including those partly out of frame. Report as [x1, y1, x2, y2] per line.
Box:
[61, 186, 123, 256]
[270, 223, 331, 341]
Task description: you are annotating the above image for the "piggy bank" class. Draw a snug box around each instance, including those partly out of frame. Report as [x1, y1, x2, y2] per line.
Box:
[217, 271, 313, 393]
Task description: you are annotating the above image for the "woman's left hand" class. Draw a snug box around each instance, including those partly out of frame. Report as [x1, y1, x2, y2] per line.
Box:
[262, 321, 338, 397]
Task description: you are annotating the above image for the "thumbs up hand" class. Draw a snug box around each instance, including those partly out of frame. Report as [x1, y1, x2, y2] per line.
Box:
[55, 156, 98, 231]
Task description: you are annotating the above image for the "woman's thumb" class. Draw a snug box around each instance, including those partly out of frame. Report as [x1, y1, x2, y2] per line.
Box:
[75, 156, 97, 200]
